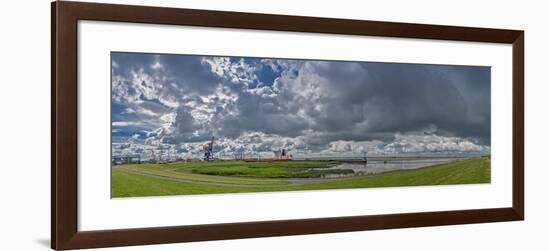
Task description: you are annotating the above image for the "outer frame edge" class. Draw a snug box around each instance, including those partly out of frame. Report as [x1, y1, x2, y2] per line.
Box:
[50, 1, 57, 250]
[51, 1, 525, 249]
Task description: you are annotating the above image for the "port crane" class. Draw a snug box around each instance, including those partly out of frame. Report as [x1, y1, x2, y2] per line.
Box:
[203, 136, 215, 161]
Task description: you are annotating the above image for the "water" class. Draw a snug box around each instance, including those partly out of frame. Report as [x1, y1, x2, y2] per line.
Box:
[318, 158, 464, 178]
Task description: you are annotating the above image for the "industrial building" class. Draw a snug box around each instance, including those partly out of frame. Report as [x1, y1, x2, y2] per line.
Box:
[112, 155, 141, 165]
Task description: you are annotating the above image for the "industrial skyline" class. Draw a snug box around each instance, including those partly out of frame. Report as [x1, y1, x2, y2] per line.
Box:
[111, 52, 491, 161]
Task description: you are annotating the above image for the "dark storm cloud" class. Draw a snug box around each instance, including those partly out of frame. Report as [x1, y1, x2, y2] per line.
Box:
[313, 62, 491, 144]
[218, 60, 491, 148]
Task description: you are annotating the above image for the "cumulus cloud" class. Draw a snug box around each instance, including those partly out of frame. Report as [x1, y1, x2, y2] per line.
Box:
[111, 52, 491, 159]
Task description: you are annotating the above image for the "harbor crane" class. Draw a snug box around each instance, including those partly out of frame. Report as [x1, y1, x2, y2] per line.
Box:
[203, 136, 215, 161]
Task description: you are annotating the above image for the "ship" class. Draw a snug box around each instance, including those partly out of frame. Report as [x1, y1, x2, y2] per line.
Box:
[243, 149, 293, 162]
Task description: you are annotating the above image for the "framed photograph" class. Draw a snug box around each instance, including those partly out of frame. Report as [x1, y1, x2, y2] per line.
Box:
[52, 1, 524, 250]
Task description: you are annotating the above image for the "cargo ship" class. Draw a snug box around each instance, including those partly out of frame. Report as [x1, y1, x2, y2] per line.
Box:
[243, 149, 293, 162]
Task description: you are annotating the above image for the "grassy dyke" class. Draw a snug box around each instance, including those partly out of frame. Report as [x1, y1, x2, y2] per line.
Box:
[119, 164, 289, 185]
[125, 160, 343, 179]
[112, 157, 490, 198]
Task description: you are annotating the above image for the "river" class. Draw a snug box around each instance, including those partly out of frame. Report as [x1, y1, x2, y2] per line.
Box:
[318, 157, 466, 178]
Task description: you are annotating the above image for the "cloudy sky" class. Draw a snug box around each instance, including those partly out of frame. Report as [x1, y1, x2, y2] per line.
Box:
[111, 52, 491, 159]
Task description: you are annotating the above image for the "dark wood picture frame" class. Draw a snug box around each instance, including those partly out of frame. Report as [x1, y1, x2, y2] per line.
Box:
[52, 1, 524, 250]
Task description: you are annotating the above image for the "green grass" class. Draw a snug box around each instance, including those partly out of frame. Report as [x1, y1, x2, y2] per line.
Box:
[187, 164, 352, 178]
[112, 157, 490, 198]
[301, 157, 491, 190]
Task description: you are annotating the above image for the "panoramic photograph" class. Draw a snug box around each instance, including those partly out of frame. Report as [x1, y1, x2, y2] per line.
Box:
[111, 52, 491, 198]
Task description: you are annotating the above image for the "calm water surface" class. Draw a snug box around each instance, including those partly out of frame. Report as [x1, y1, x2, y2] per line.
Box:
[319, 158, 464, 178]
